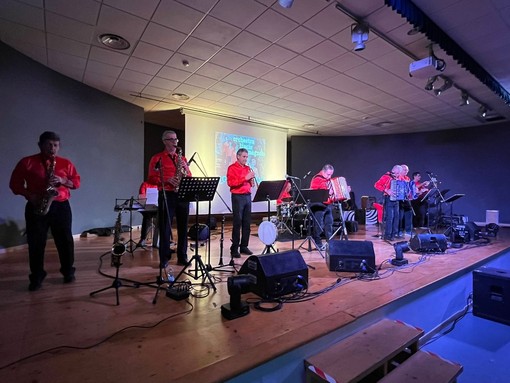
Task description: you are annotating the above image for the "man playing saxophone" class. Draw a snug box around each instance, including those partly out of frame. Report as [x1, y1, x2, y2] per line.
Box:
[147, 130, 192, 274]
[9, 131, 81, 291]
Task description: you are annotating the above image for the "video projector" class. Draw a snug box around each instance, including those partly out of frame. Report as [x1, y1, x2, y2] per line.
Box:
[409, 56, 445, 78]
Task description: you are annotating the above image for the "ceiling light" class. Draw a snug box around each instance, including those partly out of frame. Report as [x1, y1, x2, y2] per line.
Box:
[459, 91, 470, 106]
[351, 23, 369, 51]
[424, 76, 438, 91]
[478, 105, 487, 118]
[97, 34, 130, 50]
[433, 77, 453, 96]
[278, 0, 294, 8]
[407, 26, 420, 36]
[171, 93, 190, 101]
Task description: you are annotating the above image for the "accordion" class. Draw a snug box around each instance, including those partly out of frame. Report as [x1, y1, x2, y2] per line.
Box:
[389, 180, 407, 201]
[330, 177, 350, 201]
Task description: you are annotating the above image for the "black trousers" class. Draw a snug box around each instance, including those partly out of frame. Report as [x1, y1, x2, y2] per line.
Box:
[158, 191, 189, 267]
[25, 200, 75, 282]
[231, 193, 251, 251]
[383, 196, 400, 239]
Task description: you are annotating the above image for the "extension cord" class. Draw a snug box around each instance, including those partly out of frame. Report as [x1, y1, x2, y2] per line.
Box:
[166, 281, 191, 301]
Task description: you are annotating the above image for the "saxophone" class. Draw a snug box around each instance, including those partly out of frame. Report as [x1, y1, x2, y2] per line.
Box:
[173, 147, 188, 192]
[111, 211, 126, 267]
[35, 155, 59, 216]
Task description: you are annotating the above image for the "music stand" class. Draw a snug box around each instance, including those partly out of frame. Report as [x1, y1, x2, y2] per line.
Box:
[441, 193, 465, 241]
[253, 180, 286, 253]
[297, 188, 329, 257]
[169, 177, 219, 290]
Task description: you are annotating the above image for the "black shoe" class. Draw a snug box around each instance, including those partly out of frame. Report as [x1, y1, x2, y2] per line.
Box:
[231, 251, 241, 258]
[28, 271, 47, 291]
[63, 275, 76, 284]
[28, 281, 42, 291]
[240, 247, 253, 255]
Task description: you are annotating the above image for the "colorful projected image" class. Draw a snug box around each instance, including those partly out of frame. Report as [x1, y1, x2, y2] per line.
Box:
[215, 132, 266, 184]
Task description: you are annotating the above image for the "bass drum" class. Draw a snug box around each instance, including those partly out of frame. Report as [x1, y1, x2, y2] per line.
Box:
[258, 220, 277, 245]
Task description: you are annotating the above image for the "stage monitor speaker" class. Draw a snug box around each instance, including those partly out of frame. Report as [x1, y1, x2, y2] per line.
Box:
[326, 240, 376, 273]
[473, 267, 510, 326]
[239, 250, 308, 299]
[187, 223, 209, 241]
[409, 233, 447, 253]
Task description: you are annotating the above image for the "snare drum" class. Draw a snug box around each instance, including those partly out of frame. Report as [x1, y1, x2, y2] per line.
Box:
[258, 220, 277, 245]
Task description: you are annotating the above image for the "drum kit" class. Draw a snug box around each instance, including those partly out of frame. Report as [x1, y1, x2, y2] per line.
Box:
[262, 198, 310, 240]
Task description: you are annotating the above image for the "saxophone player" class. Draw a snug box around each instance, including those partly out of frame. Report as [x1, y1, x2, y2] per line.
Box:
[9, 131, 81, 291]
[147, 130, 192, 272]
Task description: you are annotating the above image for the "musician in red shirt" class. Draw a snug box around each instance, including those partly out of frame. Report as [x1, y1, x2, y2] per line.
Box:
[374, 165, 402, 241]
[147, 130, 191, 270]
[309, 164, 335, 251]
[9, 131, 81, 291]
[227, 148, 256, 258]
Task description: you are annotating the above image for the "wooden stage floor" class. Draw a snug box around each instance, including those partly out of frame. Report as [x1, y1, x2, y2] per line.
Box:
[0, 222, 508, 382]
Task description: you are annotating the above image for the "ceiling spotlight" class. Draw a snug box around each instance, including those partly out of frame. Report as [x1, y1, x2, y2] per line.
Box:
[433, 77, 453, 96]
[478, 105, 487, 118]
[424, 76, 438, 91]
[351, 23, 369, 51]
[459, 91, 470, 106]
[278, 0, 294, 8]
[97, 34, 130, 50]
[171, 93, 190, 101]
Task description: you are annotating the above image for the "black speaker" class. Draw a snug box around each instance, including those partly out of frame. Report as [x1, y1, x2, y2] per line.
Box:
[473, 267, 510, 325]
[187, 224, 209, 241]
[326, 240, 376, 273]
[238, 250, 308, 299]
[409, 234, 447, 253]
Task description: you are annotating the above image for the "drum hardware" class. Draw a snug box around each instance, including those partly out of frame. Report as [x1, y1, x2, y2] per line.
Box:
[252, 180, 288, 254]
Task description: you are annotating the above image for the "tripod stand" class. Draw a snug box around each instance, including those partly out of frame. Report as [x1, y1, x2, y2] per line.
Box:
[441, 194, 465, 241]
[212, 215, 238, 273]
[297, 188, 329, 258]
[168, 177, 220, 290]
[90, 212, 139, 305]
[114, 197, 143, 254]
[253, 180, 287, 254]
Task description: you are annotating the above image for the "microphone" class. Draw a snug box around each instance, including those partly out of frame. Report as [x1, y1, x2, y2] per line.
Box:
[303, 171, 311, 179]
[187, 152, 197, 166]
[154, 157, 162, 170]
[285, 174, 300, 180]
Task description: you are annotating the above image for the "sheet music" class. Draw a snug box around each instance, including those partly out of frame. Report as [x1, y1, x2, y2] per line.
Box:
[146, 187, 158, 206]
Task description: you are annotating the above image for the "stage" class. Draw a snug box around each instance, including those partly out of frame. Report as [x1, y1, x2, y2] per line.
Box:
[0, 222, 508, 382]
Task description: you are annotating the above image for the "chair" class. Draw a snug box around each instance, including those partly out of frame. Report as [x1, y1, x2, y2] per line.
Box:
[373, 203, 384, 238]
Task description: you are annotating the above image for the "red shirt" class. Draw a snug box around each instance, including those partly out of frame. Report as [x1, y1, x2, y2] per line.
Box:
[310, 173, 333, 204]
[374, 173, 393, 196]
[139, 181, 158, 196]
[9, 153, 80, 202]
[227, 161, 253, 194]
[147, 150, 191, 192]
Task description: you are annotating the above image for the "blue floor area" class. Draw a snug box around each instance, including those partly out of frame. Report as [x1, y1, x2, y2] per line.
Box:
[422, 313, 510, 383]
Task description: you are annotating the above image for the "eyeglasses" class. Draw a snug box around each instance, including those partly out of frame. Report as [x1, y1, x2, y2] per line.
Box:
[163, 138, 179, 142]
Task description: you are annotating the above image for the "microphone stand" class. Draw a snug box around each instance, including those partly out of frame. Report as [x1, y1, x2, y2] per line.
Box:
[152, 155, 175, 304]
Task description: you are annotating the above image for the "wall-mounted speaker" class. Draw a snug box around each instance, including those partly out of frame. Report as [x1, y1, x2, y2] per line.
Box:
[326, 240, 376, 272]
[473, 267, 510, 325]
[239, 249, 308, 299]
[409, 233, 447, 253]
